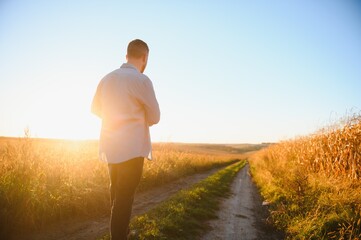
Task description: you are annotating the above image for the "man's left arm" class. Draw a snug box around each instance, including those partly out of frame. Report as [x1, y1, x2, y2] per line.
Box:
[139, 78, 160, 126]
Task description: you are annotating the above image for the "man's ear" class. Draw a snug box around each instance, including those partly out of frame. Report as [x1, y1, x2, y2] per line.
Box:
[126, 54, 129, 61]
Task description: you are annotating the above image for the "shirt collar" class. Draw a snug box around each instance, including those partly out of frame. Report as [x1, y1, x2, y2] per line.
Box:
[120, 63, 138, 72]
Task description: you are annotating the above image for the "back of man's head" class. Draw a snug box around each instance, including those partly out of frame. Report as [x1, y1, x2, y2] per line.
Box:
[127, 39, 149, 59]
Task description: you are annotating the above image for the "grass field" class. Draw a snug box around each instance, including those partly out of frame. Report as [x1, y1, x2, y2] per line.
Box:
[0, 137, 255, 238]
[250, 114, 361, 239]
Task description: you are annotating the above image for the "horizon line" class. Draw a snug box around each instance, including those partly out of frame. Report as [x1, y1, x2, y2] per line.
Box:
[0, 135, 273, 145]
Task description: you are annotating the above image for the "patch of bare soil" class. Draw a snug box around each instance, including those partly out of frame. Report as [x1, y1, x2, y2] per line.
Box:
[201, 164, 284, 240]
[14, 166, 224, 240]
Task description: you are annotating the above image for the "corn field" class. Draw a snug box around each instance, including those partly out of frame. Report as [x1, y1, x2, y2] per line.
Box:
[250, 114, 361, 239]
[263, 114, 361, 180]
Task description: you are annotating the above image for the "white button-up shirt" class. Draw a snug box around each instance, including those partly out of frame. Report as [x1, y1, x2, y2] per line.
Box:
[91, 63, 160, 164]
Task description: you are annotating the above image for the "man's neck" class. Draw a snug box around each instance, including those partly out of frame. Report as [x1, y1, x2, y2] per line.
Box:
[127, 60, 142, 72]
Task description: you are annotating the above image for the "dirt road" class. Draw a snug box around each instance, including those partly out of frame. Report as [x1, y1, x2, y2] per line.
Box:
[201, 164, 284, 240]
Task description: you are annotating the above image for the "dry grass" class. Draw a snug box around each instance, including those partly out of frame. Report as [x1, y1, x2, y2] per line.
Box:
[250, 114, 361, 239]
[0, 137, 244, 238]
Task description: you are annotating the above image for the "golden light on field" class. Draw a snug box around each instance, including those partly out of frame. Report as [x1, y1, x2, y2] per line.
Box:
[0, 138, 245, 236]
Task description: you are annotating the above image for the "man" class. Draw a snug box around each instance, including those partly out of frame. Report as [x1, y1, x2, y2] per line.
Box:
[91, 39, 160, 240]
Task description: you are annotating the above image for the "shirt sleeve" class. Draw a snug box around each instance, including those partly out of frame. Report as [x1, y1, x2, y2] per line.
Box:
[91, 81, 103, 118]
[137, 77, 160, 126]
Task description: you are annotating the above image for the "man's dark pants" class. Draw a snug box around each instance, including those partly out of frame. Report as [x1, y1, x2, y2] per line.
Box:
[108, 157, 144, 240]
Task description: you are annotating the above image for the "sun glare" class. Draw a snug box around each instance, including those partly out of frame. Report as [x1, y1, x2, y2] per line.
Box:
[28, 116, 100, 140]
[21, 81, 101, 140]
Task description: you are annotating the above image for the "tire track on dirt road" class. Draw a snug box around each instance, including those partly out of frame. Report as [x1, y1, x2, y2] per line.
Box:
[201, 163, 284, 240]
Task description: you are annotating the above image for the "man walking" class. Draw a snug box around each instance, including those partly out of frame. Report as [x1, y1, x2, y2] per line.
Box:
[91, 39, 160, 240]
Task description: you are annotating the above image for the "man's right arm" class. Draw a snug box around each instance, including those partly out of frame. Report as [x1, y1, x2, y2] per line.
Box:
[91, 81, 103, 118]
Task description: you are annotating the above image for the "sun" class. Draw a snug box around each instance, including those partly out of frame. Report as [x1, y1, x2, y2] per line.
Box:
[22, 81, 101, 140]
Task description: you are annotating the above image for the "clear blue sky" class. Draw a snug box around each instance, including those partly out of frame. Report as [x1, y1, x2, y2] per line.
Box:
[1, 1, 360, 143]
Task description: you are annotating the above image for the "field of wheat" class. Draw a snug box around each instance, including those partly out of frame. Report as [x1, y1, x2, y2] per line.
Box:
[250, 114, 361, 239]
[0, 137, 246, 238]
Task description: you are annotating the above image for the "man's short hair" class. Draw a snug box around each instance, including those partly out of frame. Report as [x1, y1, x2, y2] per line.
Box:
[127, 39, 149, 58]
